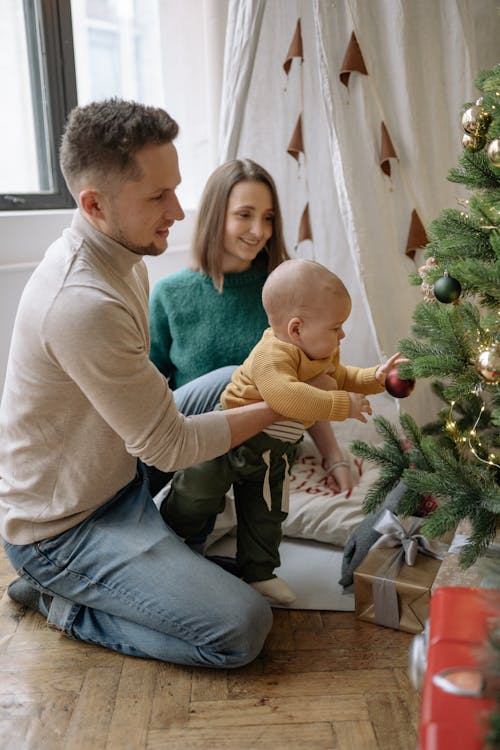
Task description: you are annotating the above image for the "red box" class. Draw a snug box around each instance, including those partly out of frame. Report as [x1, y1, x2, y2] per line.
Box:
[419, 586, 500, 750]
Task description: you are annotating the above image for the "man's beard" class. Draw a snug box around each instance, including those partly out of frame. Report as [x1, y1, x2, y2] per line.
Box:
[112, 228, 164, 257]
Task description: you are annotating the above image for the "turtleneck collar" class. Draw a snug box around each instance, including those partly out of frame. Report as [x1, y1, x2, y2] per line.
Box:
[69, 209, 145, 277]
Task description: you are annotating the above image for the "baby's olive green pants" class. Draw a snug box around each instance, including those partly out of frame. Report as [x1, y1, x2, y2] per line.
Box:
[163, 432, 300, 583]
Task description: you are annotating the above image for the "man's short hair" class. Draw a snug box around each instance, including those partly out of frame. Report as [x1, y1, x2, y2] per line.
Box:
[60, 98, 179, 198]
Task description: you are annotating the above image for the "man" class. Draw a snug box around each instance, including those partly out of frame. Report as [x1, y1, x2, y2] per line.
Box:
[0, 99, 277, 667]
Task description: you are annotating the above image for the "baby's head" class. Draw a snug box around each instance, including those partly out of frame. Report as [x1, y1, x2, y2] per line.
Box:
[262, 259, 351, 360]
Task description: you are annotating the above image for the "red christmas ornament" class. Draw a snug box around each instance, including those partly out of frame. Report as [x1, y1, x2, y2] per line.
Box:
[385, 368, 415, 398]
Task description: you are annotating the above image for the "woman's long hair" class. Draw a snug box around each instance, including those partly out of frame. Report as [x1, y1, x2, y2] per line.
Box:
[191, 159, 289, 291]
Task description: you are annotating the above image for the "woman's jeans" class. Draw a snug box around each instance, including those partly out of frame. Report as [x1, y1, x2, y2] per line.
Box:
[2, 366, 272, 667]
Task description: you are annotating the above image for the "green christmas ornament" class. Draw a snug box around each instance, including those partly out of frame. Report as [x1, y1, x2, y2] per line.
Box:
[433, 270, 462, 303]
[462, 132, 486, 152]
[487, 138, 500, 167]
[461, 104, 492, 136]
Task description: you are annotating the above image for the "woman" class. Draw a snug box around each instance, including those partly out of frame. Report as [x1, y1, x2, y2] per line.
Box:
[150, 158, 289, 393]
[148, 159, 352, 497]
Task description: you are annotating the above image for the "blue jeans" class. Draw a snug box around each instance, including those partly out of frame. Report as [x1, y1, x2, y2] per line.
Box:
[146, 365, 238, 496]
[173, 365, 236, 415]
[3, 366, 272, 667]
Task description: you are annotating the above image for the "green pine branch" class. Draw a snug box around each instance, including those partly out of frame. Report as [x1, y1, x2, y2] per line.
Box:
[399, 299, 498, 402]
[351, 416, 411, 512]
[491, 231, 500, 257]
[454, 258, 500, 306]
[402, 439, 498, 559]
[427, 208, 494, 261]
[469, 190, 500, 227]
[399, 339, 469, 379]
[448, 150, 500, 190]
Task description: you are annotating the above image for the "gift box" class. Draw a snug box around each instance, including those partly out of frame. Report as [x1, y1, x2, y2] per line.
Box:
[418, 587, 500, 750]
[354, 511, 450, 634]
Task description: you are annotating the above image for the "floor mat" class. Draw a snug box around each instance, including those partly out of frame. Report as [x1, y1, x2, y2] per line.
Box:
[206, 535, 354, 611]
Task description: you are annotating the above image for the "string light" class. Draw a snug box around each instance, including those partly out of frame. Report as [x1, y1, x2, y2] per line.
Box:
[445, 398, 500, 470]
[466, 401, 500, 469]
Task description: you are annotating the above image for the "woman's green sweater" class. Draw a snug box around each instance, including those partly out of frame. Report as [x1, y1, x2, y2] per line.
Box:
[149, 261, 269, 389]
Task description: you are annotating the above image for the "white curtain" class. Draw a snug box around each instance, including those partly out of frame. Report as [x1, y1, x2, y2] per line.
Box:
[218, 0, 499, 439]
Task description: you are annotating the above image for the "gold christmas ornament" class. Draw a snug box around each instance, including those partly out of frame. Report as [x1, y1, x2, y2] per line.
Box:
[461, 105, 492, 136]
[487, 138, 500, 167]
[475, 344, 499, 383]
[462, 132, 486, 152]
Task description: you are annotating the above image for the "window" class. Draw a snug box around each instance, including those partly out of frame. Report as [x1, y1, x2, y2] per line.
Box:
[1, 0, 224, 213]
[70, 0, 164, 107]
[0, 0, 77, 210]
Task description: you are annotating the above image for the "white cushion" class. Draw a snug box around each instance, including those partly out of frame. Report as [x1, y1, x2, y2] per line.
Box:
[208, 435, 378, 549]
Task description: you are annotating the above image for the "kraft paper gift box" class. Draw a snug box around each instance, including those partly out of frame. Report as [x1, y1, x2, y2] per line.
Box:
[353, 510, 450, 635]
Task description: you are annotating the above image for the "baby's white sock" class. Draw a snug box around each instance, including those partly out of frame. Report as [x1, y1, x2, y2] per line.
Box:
[250, 577, 296, 606]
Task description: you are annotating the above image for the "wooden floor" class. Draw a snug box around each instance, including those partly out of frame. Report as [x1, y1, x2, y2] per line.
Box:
[0, 545, 420, 750]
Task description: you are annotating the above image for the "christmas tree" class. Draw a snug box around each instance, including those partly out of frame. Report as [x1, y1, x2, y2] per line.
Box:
[351, 64, 500, 570]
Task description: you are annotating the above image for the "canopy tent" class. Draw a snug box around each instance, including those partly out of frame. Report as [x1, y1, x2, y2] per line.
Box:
[218, 0, 500, 442]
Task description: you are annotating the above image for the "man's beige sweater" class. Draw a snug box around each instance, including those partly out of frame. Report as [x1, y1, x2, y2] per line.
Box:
[0, 211, 230, 544]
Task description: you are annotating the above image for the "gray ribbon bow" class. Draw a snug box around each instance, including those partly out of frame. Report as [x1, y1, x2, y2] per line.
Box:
[369, 510, 447, 629]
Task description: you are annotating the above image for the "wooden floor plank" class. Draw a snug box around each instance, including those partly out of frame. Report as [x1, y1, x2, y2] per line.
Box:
[186, 694, 369, 728]
[149, 661, 192, 730]
[190, 665, 228, 702]
[0, 718, 32, 750]
[258, 647, 409, 674]
[261, 608, 296, 651]
[292, 621, 412, 652]
[106, 659, 157, 749]
[0, 667, 84, 697]
[147, 722, 337, 750]
[21, 689, 81, 750]
[333, 719, 378, 750]
[367, 692, 419, 750]
[394, 667, 421, 735]
[290, 609, 324, 631]
[228, 667, 404, 699]
[63, 666, 122, 750]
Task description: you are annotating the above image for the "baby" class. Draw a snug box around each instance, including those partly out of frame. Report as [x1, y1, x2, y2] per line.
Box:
[161, 259, 404, 605]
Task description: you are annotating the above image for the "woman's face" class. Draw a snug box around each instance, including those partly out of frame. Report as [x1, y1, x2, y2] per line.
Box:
[222, 180, 274, 272]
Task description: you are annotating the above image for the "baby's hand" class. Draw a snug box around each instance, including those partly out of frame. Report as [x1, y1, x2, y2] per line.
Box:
[323, 455, 354, 495]
[348, 393, 372, 423]
[325, 464, 354, 495]
[375, 352, 410, 385]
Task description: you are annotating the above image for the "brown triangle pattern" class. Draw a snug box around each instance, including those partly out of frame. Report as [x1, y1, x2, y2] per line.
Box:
[340, 32, 368, 87]
[298, 203, 312, 243]
[283, 19, 303, 74]
[380, 122, 398, 176]
[287, 115, 304, 161]
[406, 210, 428, 259]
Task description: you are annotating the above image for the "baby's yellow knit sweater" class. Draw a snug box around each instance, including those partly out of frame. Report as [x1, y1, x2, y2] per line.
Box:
[222, 328, 384, 427]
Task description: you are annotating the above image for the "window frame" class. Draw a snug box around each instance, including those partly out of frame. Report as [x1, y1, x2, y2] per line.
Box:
[0, 0, 77, 211]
